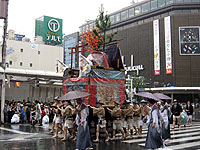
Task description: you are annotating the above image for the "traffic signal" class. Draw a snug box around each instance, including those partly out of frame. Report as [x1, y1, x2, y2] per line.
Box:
[35, 80, 39, 88]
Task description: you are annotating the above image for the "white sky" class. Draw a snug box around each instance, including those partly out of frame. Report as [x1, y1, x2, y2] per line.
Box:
[3, 0, 135, 40]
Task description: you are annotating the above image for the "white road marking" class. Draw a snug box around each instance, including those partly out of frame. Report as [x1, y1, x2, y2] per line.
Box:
[0, 127, 31, 135]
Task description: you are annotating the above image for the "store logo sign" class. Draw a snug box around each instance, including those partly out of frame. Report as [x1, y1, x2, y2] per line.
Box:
[48, 19, 60, 32]
[125, 65, 144, 75]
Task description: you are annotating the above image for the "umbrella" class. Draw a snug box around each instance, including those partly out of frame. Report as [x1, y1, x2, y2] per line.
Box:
[58, 90, 90, 101]
[153, 93, 172, 100]
[135, 92, 161, 101]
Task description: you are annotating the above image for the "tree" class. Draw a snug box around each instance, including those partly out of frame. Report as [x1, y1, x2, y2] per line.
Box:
[95, 5, 117, 51]
[126, 72, 146, 99]
[80, 5, 117, 52]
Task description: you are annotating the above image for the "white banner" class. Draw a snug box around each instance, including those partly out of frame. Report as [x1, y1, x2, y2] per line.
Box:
[164, 16, 172, 74]
[153, 19, 160, 75]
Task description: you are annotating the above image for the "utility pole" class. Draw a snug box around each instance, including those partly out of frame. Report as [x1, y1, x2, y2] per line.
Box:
[0, 0, 9, 123]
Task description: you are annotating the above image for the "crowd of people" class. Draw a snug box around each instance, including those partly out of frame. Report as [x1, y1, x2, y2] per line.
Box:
[2, 97, 197, 150]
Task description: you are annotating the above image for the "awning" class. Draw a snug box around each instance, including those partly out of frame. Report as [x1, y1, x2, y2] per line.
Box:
[145, 87, 200, 94]
[0, 67, 63, 78]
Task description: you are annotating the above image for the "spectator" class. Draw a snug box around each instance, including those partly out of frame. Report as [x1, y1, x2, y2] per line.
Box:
[171, 99, 182, 129]
[186, 100, 193, 126]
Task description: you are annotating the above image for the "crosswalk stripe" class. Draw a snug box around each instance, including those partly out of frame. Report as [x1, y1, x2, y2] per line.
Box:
[167, 135, 200, 144]
[167, 141, 200, 150]
[124, 131, 200, 143]
[123, 128, 200, 143]
[123, 127, 200, 144]
[0, 127, 31, 135]
[138, 134, 200, 147]
[141, 125, 200, 133]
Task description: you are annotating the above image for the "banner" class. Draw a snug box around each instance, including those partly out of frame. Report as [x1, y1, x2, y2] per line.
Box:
[153, 19, 160, 75]
[164, 16, 172, 74]
[0, 1, 8, 19]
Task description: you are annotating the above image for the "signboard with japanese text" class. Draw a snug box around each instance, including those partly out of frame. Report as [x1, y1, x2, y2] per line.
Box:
[153, 19, 160, 75]
[35, 16, 63, 44]
[179, 26, 200, 55]
[164, 16, 172, 74]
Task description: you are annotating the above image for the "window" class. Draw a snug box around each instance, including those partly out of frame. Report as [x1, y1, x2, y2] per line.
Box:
[175, 0, 183, 2]
[184, 0, 191, 2]
[20, 62, 23, 66]
[83, 26, 86, 31]
[110, 15, 115, 24]
[9, 61, 12, 65]
[166, 0, 174, 5]
[121, 10, 128, 21]
[142, 2, 150, 13]
[135, 6, 141, 15]
[20, 48, 23, 52]
[151, 0, 158, 10]
[115, 13, 121, 22]
[79, 26, 83, 31]
[129, 8, 135, 18]
[38, 51, 40, 55]
[158, 0, 166, 7]
[30, 63, 32, 67]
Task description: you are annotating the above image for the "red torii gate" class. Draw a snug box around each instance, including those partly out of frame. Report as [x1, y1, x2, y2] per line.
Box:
[68, 44, 87, 71]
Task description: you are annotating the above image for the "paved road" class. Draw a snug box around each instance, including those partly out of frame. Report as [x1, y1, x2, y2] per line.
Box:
[0, 122, 200, 150]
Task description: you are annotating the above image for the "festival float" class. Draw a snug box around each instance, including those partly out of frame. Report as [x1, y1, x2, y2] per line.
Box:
[63, 10, 126, 107]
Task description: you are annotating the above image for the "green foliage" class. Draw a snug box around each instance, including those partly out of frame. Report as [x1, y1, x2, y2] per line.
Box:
[95, 9, 118, 50]
[127, 72, 146, 91]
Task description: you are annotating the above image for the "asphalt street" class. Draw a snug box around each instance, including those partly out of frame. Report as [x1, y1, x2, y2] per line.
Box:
[0, 121, 200, 150]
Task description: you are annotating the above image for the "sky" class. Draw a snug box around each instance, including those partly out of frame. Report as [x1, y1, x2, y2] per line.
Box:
[1, 0, 137, 41]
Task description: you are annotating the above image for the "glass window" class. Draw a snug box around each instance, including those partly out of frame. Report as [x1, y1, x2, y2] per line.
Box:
[83, 26, 86, 31]
[20, 62, 23, 66]
[158, 0, 166, 7]
[142, 2, 150, 13]
[20, 48, 23, 52]
[184, 0, 191, 2]
[129, 8, 135, 18]
[9, 61, 12, 65]
[191, 0, 200, 2]
[135, 6, 141, 15]
[115, 13, 121, 22]
[151, 0, 158, 10]
[38, 51, 40, 55]
[175, 0, 183, 3]
[121, 10, 128, 21]
[166, 0, 174, 4]
[86, 24, 89, 30]
[110, 15, 115, 24]
[30, 63, 32, 67]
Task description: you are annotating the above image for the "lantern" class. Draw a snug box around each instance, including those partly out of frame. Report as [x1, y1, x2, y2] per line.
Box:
[16, 82, 20, 87]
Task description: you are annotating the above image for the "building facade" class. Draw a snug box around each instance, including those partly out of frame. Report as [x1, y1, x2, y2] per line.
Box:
[0, 39, 64, 102]
[79, 0, 200, 102]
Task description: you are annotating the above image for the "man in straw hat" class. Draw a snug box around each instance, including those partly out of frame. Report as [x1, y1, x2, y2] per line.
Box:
[60, 100, 76, 141]
[75, 98, 92, 150]
[90, 101, 109, 142]
[121, 100, 134, 138]
[138, 99, 150, 136]
[132, 99, 141, 135]
[107, 101, 125, 140]
[145, 98, 164, 149]
[51, 96, 63, 138]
